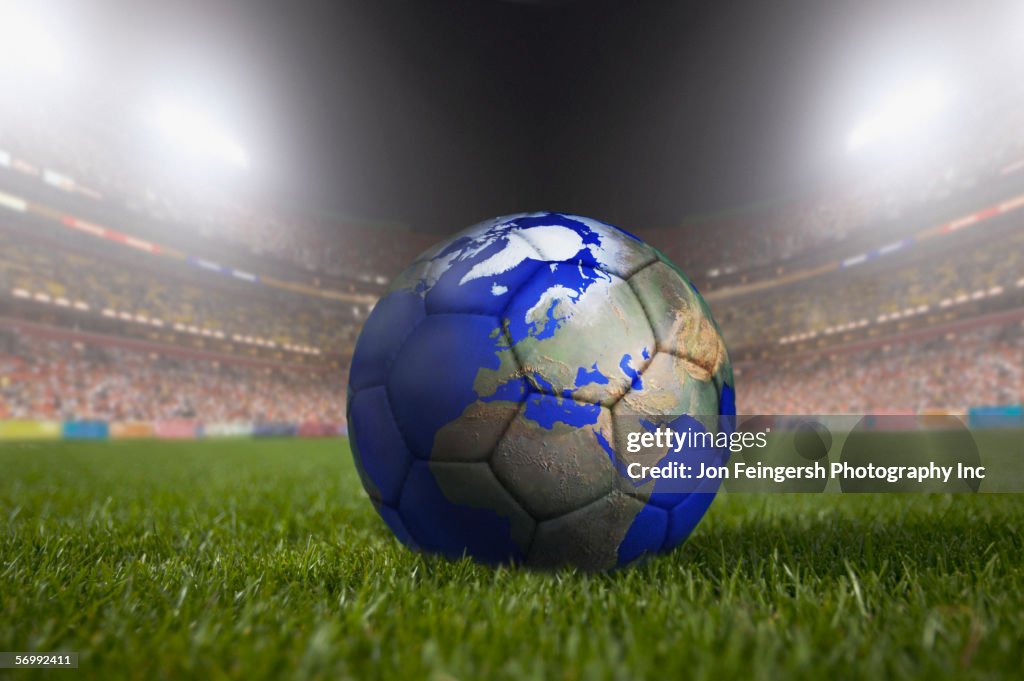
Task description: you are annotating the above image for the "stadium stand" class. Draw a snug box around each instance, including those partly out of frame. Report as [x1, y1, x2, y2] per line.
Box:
[737, 320, 1024, 415]
[714, 220, 1024, 351]
[2, 94, 1024, 425]
[0, 325, 346, 423]
[0, 229, 362, 356]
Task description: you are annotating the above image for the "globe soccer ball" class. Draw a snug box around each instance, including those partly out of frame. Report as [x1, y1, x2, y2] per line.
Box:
[347, 212, 735, 570]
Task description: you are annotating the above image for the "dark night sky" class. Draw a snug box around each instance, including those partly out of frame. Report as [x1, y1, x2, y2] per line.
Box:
[69, 0, 1010, 232]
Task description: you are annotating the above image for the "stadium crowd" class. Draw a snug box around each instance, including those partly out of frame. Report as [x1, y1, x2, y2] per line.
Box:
[0, 327, 347, 423]
[3, 94, 1024, 426]
[0, 234, 362, 355]
[714, 225, 1024, 348]
[737, 322, 1024, 414]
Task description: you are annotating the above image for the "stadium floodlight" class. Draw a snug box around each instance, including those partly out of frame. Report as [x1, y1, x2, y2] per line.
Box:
[847, 78, 947, 152]
[151, 100, 250, 170]
[0, 3, 64, 76]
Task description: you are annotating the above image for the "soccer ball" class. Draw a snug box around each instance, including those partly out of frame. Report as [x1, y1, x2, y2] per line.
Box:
[347, 212, 735, 570]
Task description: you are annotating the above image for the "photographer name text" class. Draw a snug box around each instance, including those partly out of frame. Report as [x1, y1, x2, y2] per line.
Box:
[626, 460, 986, 483]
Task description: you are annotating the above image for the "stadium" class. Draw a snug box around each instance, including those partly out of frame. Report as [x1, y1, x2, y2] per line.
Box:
[2, 0, 1023, 678]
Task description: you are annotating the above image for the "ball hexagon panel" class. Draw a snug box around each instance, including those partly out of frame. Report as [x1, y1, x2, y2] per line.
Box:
[645, 253, 735, 397]
[504, 265, 655, 406]
[428, 461, 536, 554]
[374, 503, 420, 550]
[627, 261, 728, 380]
[431, 400, 522, 463]
[399, 460, 526, 563]
[348, 290, 426, 393]
[491, 396, 617, 520]
[386, 313, 524, 460]
[425, 234, 546, 317]
[527, 491, 646, 570]
[347, 385, 415, 506]
[514, 214, 658, 280]
[613, 351, 722, 438]
[664, 486, 719, 549]
[617, 502, 669, 564]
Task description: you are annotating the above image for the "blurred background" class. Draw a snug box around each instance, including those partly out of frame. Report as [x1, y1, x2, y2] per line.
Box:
[1, 0, 1022, 438]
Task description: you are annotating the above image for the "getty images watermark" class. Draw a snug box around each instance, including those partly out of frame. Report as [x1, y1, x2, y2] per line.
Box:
[614, 414, 1022, 494]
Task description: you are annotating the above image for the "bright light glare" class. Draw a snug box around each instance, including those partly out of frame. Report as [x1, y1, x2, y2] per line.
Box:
[847, 79, 947, 152]
[151, 102, 250, 169]
[0, 4, 64, 75]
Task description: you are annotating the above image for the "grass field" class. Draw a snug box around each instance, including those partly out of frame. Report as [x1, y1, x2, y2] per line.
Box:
[2, 438, 1023, 680]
